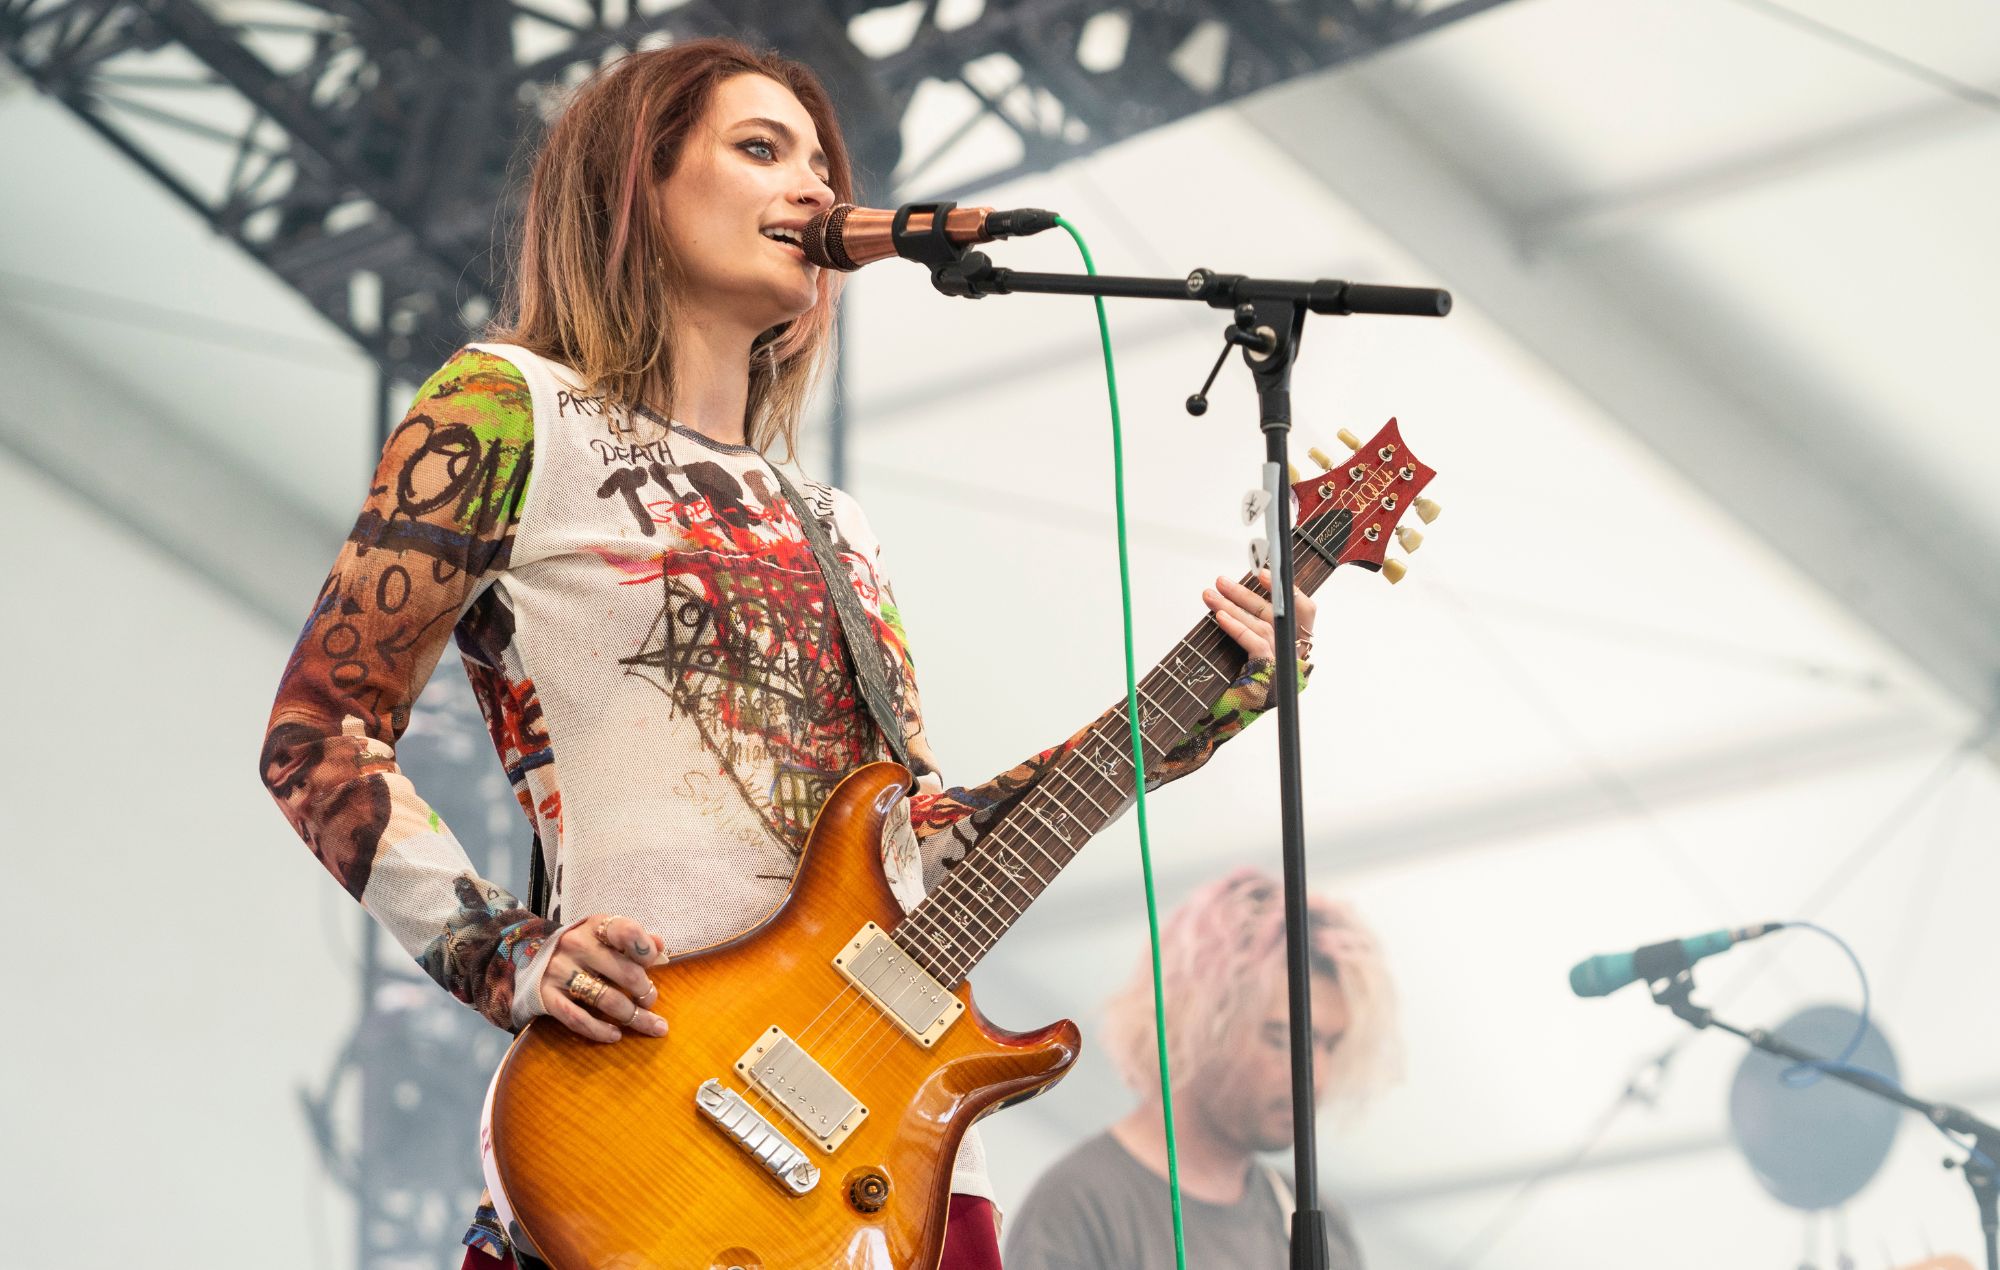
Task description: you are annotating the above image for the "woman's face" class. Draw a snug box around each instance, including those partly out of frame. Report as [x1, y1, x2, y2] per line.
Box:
[656, 73, 836, 337]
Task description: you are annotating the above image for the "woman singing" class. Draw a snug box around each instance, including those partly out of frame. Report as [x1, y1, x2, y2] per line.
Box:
[259, 37, 1313, 1270]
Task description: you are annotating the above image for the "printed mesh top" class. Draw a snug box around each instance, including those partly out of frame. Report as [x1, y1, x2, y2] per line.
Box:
[258, 342, 1286, 1230]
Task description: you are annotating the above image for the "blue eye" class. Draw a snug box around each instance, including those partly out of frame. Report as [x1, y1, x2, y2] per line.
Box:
[741, 138, 777, 161]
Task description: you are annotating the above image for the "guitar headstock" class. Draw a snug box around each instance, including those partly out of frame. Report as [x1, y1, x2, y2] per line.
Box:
[1292, 417, 1438, 584]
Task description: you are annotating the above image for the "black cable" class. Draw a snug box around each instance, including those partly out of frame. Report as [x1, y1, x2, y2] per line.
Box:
[1720, 0, 2000, 116]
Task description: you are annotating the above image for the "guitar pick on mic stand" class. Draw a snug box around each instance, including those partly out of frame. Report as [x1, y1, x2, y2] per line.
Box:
[876, 201, 1452, 1270]
[1646, 969, 2000, 1270]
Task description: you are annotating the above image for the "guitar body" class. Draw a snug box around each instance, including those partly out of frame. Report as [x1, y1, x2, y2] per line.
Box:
[487, 417, 1439, 1267]
[488, 762, 1081, 1270]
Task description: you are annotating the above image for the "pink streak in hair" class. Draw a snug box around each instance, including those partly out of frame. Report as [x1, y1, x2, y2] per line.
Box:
[604, 92, 655, 284]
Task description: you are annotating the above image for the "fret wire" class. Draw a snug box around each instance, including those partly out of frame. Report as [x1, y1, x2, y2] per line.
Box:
[991, 833, 1057, 887]
[1005, 818, 1071, 877]
[931, 881, 1001, 947]
[1097, 730, 1177, 799]
[1061, 761, 1122, 819]
[1019, 797, 1084, 858]
[1183, 636, 1235, 682]
[938, 947, 974, 987]
[937, 916, 984, 980]
[950, 880, 1008, 942]
[1080, 732, 1144, 792]
[950, 861, 1023, 927]
[900, 896, 952, 952]
[895, 910, 949, 974]
[1152, 661, 1213, 715]
[924, 921, 976, 982]
[1131, 684, 1198, 757]
[1147, 678, 1210, 741]
[980, 851, 1039, 910]
[891, 923, 947, 982]
[1086, 732, 1137, 776]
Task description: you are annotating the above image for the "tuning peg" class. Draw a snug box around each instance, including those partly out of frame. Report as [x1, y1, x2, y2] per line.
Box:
[1381, 559, 1408, 584]
[1414, 497, 1441, 524]
[1395, 527, 1423, 552]
[1308, 447, 1336, 471]
[1336, 428, 1362, 451]
[1288, 462, 1301, 484]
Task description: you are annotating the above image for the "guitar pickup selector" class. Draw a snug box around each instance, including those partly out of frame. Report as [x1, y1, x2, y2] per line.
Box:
[735, 1027, 868, 1152]
[834, 922, 964, 1047]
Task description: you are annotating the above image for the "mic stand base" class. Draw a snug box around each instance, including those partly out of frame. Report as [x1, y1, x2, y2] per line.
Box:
[1650, 972, 2000, 1270]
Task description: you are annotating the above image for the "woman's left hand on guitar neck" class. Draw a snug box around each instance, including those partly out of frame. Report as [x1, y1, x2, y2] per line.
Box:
[1204, 569, 1316, 665]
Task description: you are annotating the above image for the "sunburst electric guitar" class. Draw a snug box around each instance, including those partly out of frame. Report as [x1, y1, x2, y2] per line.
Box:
[484, 420, 1438, 1269]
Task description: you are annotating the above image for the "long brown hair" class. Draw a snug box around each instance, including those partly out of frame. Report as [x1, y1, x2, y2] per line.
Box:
[492, 38, 853, 458]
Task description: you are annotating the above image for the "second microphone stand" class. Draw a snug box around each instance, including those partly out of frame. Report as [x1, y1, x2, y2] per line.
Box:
[885, 202, 1451, 1270]
[1651, 971, 2000, 1270]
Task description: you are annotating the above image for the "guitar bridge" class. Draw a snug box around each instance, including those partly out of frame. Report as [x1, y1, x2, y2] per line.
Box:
[693, 1079, 820, 1196]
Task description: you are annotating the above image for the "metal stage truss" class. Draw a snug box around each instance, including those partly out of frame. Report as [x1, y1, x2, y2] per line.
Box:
[2, 0, 1509, 387]
[1, 2, 1510, 1266]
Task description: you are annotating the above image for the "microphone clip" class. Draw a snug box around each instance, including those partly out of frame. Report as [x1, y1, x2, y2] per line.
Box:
[890, 201, 997, 299]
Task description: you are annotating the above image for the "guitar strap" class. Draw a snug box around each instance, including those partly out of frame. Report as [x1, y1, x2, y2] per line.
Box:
[766, 464, 915, 773]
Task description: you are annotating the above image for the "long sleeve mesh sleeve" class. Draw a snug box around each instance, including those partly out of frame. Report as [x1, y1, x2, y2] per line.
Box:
[908, 651, 1306, 888]
[259, 348, 552, 1029]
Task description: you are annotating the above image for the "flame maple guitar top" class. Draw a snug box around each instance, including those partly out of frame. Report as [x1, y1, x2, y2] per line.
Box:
[489, 763, 1081, 1270]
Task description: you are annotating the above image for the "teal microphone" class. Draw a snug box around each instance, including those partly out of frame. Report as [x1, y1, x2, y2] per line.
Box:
[1569, 922, 1785, 998]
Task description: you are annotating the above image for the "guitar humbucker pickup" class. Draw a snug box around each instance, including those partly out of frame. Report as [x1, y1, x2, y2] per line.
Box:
[735, 1027, 867, 1152]
[833, 922, 964, 1047]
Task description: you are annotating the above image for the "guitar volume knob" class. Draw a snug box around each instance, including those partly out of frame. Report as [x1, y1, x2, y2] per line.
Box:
[848, 1168, 892, 1214]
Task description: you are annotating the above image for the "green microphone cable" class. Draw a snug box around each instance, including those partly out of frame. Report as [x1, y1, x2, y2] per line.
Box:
[1053, 215, 1190, 1270]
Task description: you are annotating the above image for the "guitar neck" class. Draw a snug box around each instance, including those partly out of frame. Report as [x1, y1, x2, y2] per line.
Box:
[893, 509, 1354, 987]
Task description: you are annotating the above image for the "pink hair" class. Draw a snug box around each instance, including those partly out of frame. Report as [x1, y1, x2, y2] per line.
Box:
[1101, 867, 1401, 1111]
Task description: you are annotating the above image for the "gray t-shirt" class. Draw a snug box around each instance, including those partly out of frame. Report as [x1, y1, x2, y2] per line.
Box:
[1002, 1132, 1364, 1270]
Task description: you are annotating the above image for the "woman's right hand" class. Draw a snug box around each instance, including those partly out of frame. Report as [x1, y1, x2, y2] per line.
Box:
[539, 913, 671, 1043]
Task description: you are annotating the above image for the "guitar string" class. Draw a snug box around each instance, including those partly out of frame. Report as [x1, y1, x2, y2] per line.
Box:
[796, 457, 1413, 1094]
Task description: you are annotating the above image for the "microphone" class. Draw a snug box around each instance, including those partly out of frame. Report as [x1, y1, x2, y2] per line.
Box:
[801, 203, 1059, 271]
[1568, 922, 1786, 998]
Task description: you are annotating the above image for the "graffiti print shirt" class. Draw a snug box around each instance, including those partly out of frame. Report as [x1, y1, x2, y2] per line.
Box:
[259, 343, 1292, 1218]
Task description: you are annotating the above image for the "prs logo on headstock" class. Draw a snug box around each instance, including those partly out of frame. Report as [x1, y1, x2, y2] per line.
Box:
[1293, 418, 1439, 585]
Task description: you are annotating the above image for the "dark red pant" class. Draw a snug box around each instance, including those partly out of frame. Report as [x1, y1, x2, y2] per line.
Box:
[461, 1193, 1002, 1269]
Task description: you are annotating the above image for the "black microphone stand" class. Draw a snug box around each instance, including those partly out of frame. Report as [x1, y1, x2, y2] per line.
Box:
[1650, 970, 2000, 1270]
[884, 203, 1451, 1270]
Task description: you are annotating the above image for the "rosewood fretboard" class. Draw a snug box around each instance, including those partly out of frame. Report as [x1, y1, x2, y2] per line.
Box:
[891, 507, 1355, 987]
